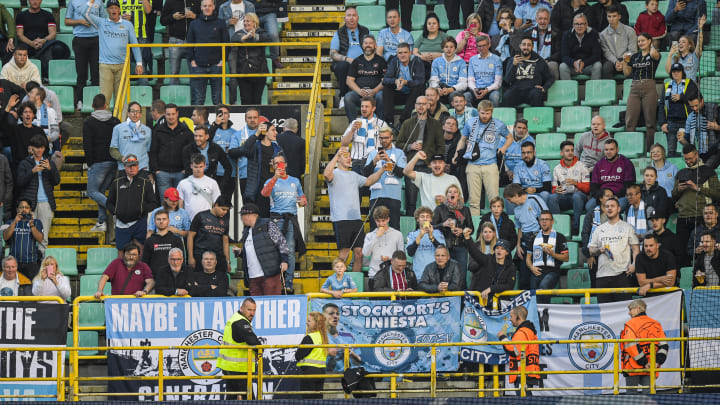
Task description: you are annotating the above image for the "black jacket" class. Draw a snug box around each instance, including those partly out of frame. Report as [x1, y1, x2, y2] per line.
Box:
[658, 78, 699, 125]
[247, 0, 281, 15]
[0, 154, 11, 208]
[479, 212, 517, 246]
[150, 121, 194, 173]
[160, 0, 201, 40]
[1, 111, 47, 165]
[504, 51, 555, 94]
[476, 0, 515, 38]
[231, 28, 271, 74]
[16, 155, 60, 211]
[187, 14, 229, 66]
[83, 112, 120, 166]
[154, 264, 194, 296]
[561, 28, 602, 67]
[432, 204, 474, 248]
[383, 56, 425, 89]
[240, 218, 289, 284]
[466, 238, 517, 294]
[551, 0, 593, 34]
[588, 1, 629, 32]
[182, 142, 233, 185]
[693, 251, 720, 287]
[641, 182, 671, 219]
[276, 130, 305, 179]
[106, 175, 158, 223]
[418, 259, 465, 292]
[142, 232, 185, 275]
[190, 270, 229, 297]
[228, 135, 283, 201]
[371, 260, 419, 292]
[654, 229, 687, 267]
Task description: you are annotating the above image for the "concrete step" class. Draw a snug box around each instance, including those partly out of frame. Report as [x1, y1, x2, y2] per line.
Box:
[289, 5, 345, 12]
[49, 230, 105, 245]
[281, 31, 334, 39]
[271, 81, 334, 89]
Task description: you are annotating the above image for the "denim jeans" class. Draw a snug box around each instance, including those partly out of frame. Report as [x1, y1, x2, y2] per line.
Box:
[258, 12, 280, 61]
[530, 271, 560, 303]
[165, 37, 187, 86]
[547, 192, 587, 232]
[343, 90, 383, 122]
[155, 171, 186, 201]
[87, 161, 117, 223]
[190, 65, 223, 105]
[273, 218, 295, 289]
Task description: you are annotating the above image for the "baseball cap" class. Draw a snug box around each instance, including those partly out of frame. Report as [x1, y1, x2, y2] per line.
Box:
[494, 239, 512, 253]
[670, 63, 684, 72]
[106, 0, 120, 8]
[239, 203, 259, 215]
[646, 207, 661, 220]
[164, 187, 180, 201]
[431, 154, 445, 162]
[123, 154, 139, 166]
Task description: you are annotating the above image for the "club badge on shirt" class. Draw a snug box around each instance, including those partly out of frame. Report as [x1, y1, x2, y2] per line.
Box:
[134, 269, 141, 275]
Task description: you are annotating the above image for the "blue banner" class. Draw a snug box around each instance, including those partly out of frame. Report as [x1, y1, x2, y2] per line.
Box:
[310, 297, 461, 373]
[104, 296, 307, 401]
[460, 291, 539, 365]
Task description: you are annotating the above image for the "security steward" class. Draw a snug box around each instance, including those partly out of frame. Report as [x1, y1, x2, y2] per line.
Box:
[497, 306, 540, 394]
[217, 298, 261, 400]
[620, 299, 669, 394]
[294, 312, 336, 399]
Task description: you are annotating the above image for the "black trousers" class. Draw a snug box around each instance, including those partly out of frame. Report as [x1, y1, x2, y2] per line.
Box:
[369, 197, 402, 231]
[72, 36, 100, 104]
[19, 262, 40, 280]
[332, 61, 351, 97]
[596, 273, 634, 303]
[677, 216, 702, 255]
[403, 165, 430, 216]
[299, 366, 325, 399]
[444, 0, 475, 30]
[239, 77, 265, 105]
[385, 0, 414, 32]
[383, 85, 425, 126]
[502, 87, 545, 107]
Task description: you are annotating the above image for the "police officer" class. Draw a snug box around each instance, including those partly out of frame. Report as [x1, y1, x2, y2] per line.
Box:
[217, 298, 261, 400]
[497, 306, 540, 395]
[620, 299, 669, 394]
[295, 312, 336, 399]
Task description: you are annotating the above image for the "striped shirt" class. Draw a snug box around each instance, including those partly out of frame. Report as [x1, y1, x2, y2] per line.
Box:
[686, 109, 710, 154]
[121, 0, 148, 39]
[342, 116, 387, 161]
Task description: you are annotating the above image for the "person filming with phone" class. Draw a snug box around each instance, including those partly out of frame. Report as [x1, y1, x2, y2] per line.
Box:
[2, 198, 44, 279]
[31, 255, 71, 303]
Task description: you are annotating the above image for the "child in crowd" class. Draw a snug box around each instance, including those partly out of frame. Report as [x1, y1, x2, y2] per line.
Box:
[634, 0, 666, 50]
[321, 258, 358, 298]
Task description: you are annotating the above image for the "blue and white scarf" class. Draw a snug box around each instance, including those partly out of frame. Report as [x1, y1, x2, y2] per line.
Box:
[530, 25, 552, 60]
[489, 214, 502, 237]
[626, 200, 648, 235]
[532, 228, 557, 267]
[125, 119, 147, 142]
[590, 206, 601, 242]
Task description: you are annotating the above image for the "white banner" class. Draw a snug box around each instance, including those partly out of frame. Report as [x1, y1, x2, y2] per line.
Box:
[528, 291, 682, 396]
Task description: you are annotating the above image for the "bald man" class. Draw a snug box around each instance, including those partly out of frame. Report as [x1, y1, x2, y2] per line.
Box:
[575, 116, 612, 170]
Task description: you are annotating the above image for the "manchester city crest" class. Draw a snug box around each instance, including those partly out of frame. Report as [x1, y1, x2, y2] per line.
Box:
[179, 329, 224, 384]
[567, 322, 616, 370]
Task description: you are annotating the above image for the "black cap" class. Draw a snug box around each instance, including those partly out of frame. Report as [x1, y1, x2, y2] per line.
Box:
[670, 63, 684, 72]
[214, 195, 233, 208]
[646, 207, 661, 220]
[106, 0, 120, 7]
[239, 203, 259, 215]
[431, 154, 445, 162]
[494, 239, 512, 253]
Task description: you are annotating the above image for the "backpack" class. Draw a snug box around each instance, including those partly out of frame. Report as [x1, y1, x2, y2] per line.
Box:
[341, 367, 376, 398]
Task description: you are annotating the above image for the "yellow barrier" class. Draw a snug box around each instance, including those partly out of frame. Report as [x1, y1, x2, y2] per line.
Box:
[113, 42, 323, 175]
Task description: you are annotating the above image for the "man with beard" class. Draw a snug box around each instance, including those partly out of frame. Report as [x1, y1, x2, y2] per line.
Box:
[547, 141, 590, 235]
[362, 127, 406, 229]
[322, 303, 362, 372]
[503, 119, 534, 186]
[501, 36, 555, 107]
[341, 97, 388, 175]
[142, 210, 184, 276]
[344, 35, 386, 123]
[94, 243, 154, 297]
[648, 209, 686, 266]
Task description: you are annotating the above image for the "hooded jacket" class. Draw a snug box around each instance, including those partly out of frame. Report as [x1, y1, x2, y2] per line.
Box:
[466, 238, 517, 294]
[182, 141, 233, 186]
[561, 27, 602, 67]
[150, 121, 194, 173]
[429, 54, 468, 92]
[16, 155, 60, 211]
[160, 0, 202, 39]
[480, 211, 517, 245]
[228, 134, 283, 201]
[83, 110, 121, 166]
[672, 160, 720, 219]
[106, 175, 158, 223]
[575, 130, 612, 170]
[641, 182, 671, 219]
[0, 59, 41, 87]
[382, 55, 425, 89]
[186, 13, 229, 66]
[501, 319, 540, 383]
[588, 1, 629, 31]
[503, 50, 555, 93]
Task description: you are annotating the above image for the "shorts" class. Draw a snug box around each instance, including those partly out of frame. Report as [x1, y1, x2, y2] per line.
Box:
[333, 220, 364, 250]
[115, 220, 147, 250]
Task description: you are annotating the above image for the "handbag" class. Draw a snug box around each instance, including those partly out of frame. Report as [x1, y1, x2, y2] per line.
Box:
[470, 119, 492, 161]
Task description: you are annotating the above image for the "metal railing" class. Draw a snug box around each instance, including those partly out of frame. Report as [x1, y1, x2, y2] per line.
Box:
[113, 42, 323, 175]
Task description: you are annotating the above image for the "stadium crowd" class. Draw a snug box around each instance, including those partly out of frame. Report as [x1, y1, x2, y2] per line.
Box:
[0, 0, 715, 306]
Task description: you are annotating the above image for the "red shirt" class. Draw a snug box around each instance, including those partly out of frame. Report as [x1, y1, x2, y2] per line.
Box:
[635, 11, 666, 38]
[103, 258, 153, 295]
[391, 271, 407, 291]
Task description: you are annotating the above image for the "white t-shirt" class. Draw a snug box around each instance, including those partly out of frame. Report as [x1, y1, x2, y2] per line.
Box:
[230, 2, 245, 33]
[244, 231, 264, 279]
[177, 175, 221, 221]
[0, 276, 19, 296]
[412, 172, 463, 210]
[588, 220, 639, 277]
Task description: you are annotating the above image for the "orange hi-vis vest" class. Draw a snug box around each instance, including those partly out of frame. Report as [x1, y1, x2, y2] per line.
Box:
[501, 321, 540, 384]
[620, 314, 668, 377]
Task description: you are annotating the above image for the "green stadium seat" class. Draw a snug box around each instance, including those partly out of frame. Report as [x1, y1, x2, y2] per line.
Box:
[411, 30, 423, 44]
[346, 0, 377, 5]
[80, 274, 111, 296]
[82, 86, 102, 113]
[619, 79, 632, 105]
[48, 60, 77, 86]
[574, 214, 584, 240]
[667, 157, 685, 169]
[67, 331, 100, 357]
[411, 4, 427, 30]
[566, 268, 591, 289]
[160, 85, 191, 105]
[699, 51, 717, 77]
[0, 0, 20, 8]
[130, 86, 153, 106]
[656, 52, 670, 79]
[357, 6, 386, 30]
[164, 59, 190, 85]
[615, 132, 645, 158]
[493, 107, 516, 126]
[447, 29, 462, 38]
[550, 296, 573, 304]
[554, 214, 571, 236]
[152, 33, 163, 60]
[599, 105, 626, 133]
[544, 80, 578, 107]
[546, 159, 560, 174]
[631, 157, 648, 182]
[556, 106, 591, 133]
[535, 132, 566, 159]
[46, 86, 74, 113]
[59, 8, 73, 34]
[29, 58, 41, 78]
[56, 33, 74, 58]
[400, 216, 416, 241]
[85, 247, 117, 275]
[582, 80, 616, 106]
[261, 85, 268, 104]
[667, 213, 678, 233]
[626, 1, 646, 25]
[679, 266, 693, 290]
[523, 107, 554, 133]
[433, 6, 450, 30]
[561, 242, 579, 270]
[348, 271, 364, 292]
[154, 14, 165, 33]
[707, 25, 720, 50]
[700, 77, 720, 103]
[40, 0, 58, 8]
[79, 303, 105, 327]
[45, 247, 78, 276]
[229, 250, 238, 274]
[472, 215, 482, 232]
[659, 1, 670, 14]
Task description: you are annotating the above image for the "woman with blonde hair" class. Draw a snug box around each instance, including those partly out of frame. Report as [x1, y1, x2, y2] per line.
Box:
[477, 222, 498, 254]
[229, 12, 270, 105]
[31, 256, 71, 302]
[456, 13, 489, 62]
[433, 184, 473, 273]
[295, 311, 337, 399]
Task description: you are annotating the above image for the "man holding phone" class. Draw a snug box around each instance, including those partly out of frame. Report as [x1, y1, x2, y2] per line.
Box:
[2, 198, 43, 279]
[665, 0, 705, 44]
[502, 36, 555, 107]
[514, 0, 552, 30]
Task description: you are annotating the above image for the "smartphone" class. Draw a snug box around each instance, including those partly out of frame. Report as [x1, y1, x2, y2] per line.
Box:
[47, 264, 55, 277]
[277, 161, 286, 170]
[423, 221, 430, 229]
[22, 214, 31, 220]
[672, 40, 679, 48]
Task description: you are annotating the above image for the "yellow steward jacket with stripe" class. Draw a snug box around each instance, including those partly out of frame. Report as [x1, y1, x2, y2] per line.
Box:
[296, 331, 326, 368]
[217, 312, 260, 372]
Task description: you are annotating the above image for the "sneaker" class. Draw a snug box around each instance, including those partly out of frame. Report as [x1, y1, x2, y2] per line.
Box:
[338, 98, 345, 109]
[76, 101, 83, 112]
[272, 59, 284, 70]
[90, 222, 107, 232]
